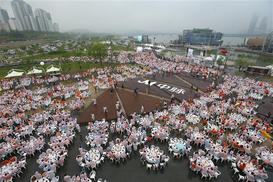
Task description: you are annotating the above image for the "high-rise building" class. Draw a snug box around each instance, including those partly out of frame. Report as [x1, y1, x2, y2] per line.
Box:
[258, 17, 268, 34]
[8, 18, 17, 31]
[182, 28, 223, 46]
[264, 31, 273, 53]
[0, 8, 10, 23]
[35, 8, 54, 32]
[11, 0, 38, 31]
[35, 9, 46, 31]
[0, 22, 10, 32]
[30, 16, 39, 31]
[45, 12, 53, 31]
[141, 35, 150, 43]
[1, 0, 58, 32]
[248, 15, 259, 35]
[53, 23, 59, 32]
[15, 18, 23, 31]
[0, 7, 10, 32]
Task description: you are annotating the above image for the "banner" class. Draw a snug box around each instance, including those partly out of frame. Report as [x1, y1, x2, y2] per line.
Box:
[216, 55, 226, 62]
[187, 48, 193, 57]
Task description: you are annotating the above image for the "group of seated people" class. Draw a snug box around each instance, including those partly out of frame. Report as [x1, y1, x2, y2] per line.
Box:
[0, 156, 27, 181]
[139, 145, 170, 171]
[0, 67, 91, 181]
[87, 61, 272, 181]
[76, 147, 105, 170]
[133, 52, 218, 80]
[168, 137, 192, 158]
[0, 51, 273, 182]
[189, 149, 221, 179]
[63, 170, 108, 182]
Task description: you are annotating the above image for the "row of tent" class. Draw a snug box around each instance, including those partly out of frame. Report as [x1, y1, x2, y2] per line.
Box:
[5, 65, 61, 78]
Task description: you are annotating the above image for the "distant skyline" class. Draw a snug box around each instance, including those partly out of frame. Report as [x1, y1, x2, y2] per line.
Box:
[1, 0, 272, 34]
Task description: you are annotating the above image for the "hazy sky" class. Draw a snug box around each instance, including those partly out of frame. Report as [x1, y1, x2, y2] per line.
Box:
[1, 0, 272, 33]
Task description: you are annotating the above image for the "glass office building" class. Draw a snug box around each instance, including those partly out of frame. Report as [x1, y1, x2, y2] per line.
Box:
[182, 28, 223, 46]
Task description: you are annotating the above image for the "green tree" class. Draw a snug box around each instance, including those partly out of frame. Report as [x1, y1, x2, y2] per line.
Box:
[217, 59, 223, 66]
[109, 41, 113, 62]
[88, 42, 108, 65]
[236, 58, 250, 71]
[27, 50, 33, 55]
[207, 49, 217, 56]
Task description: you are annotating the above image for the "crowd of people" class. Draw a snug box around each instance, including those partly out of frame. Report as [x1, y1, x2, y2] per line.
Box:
[0, 51, 273, 182]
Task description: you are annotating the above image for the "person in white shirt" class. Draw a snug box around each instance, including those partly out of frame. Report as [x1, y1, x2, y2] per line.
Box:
[91, 113, 95, 121]
[93, 99, 97, 106]
[103, 106, 108, 114]
[141, 105, 144, 114]
[116, 102, 120, 110]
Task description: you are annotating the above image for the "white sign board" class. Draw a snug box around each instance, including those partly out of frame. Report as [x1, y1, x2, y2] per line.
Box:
[187, 48, 194, 57]
[136, 47, 143, 52]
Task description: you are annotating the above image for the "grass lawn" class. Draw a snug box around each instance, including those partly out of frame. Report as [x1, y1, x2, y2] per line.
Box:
[234, 54, 273, 67]
[18, 44, 134, 62]
[60, 62, 118, 73]
[235, 71, 273, 83]
[21, 50, 87, 62]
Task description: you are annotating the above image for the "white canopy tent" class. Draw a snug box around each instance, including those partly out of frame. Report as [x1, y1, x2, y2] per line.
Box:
[5, 69, 24, 78]
[204, 57, 214, 61]
[155, 45, 166, 49]
[136, 47, 143, 52]
[144, 47, 152, 51]
[27, 67, 44, 75]
[46, 65, 61, 73]
[266, 65, 273, 76]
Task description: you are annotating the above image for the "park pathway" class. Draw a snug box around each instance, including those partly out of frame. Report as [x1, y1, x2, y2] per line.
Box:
[114, 87, 127, 117]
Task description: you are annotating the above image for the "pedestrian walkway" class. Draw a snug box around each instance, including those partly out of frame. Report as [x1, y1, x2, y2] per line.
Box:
[114, 87, 127, 117]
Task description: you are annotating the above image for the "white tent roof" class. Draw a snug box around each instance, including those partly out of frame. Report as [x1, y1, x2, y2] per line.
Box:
[266, 65, 273, 69]
[46, 65, 61, 73]
[27, 67, 43, 75]
[5, 69, 24, 78]
[155, 45, 166, 49]
[144, 47, 152, 50]
[136, 47, 143, 52]
[204, 57, 214, 61]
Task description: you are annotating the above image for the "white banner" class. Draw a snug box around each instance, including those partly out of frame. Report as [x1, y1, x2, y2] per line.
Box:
[187, 48, 194, 57]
